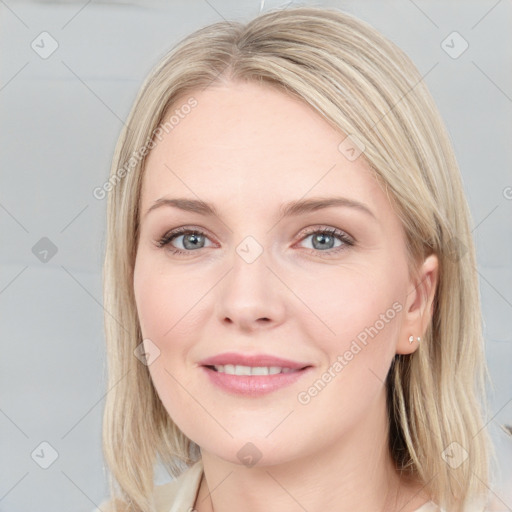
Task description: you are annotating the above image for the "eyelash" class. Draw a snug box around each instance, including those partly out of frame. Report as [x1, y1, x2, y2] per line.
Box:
[155, 225, 355, 258]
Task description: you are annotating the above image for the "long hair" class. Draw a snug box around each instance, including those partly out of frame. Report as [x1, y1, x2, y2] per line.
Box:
[101, 6, 492, 511]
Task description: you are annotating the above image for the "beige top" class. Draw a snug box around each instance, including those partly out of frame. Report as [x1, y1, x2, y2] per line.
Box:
[95, 458, 444, 512]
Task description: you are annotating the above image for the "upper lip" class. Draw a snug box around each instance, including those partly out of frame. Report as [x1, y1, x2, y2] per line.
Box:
[199, 352, 311, 370]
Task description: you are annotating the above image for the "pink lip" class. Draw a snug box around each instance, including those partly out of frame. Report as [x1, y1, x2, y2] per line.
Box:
[198, 352, 310, 370]
[201, 366, 313, 396]
[198, 352, 313, 397]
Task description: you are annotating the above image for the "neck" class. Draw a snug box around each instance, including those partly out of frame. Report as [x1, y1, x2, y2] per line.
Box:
[194, 386, 430, 512]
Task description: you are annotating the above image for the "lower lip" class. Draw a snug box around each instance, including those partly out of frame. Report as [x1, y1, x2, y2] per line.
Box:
[201, 366, 312, 396]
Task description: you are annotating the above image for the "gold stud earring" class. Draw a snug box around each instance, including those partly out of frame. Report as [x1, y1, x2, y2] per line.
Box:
[408, 335, 421, 344]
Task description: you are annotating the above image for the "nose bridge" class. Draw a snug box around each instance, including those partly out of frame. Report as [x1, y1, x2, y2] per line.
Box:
[229, 233, 271, 299]
[215, 231, 284, 327]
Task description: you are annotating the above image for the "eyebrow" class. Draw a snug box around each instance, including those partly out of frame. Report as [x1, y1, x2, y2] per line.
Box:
[144, 196, 376, 220]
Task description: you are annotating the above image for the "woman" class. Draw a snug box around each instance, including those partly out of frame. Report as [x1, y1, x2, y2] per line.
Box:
[97, 6, 491, 511]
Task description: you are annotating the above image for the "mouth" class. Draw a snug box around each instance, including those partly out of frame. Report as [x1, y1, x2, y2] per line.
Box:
[204, 364, 310, 376]
[200, 361, 313, 396]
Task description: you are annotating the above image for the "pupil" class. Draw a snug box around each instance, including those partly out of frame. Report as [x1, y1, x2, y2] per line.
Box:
[313, 233, 333, 250]
[184, 233, 203, 249]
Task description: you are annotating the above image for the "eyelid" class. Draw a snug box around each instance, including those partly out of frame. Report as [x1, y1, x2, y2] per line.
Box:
[155, 224, 355, 256]
[293, 226, 355, 256]
[297, 225, 355, 243]
[154, 225, 216, 249]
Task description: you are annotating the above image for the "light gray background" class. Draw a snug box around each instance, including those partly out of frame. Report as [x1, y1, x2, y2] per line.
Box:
[1, 0, 511, 511]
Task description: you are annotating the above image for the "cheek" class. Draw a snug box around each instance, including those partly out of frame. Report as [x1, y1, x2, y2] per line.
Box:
[133, 253, 201, 341]
[293, 274, 402, 435]
[310, 268, 403, 372]
[133, 256, 202, 427]
[133, 253, 213, 394]
[134, 272, 167, 339]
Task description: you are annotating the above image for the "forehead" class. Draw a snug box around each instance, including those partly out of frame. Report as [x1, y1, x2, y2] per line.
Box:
[140, 80, 388, 218]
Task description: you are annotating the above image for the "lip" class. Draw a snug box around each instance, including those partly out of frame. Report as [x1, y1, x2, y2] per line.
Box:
[201, 366, 313, 396]
[198, 352, 310, 370]
[198, 352, 313, 397]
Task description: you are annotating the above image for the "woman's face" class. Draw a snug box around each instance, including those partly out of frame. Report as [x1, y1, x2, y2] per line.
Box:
[133, 80, 427, 466]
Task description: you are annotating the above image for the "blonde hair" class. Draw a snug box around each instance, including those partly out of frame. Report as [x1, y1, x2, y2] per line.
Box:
[101, 6, 492, 511]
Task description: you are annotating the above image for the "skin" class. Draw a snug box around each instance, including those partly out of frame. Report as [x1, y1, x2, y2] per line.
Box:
[133, 80, 439, 512]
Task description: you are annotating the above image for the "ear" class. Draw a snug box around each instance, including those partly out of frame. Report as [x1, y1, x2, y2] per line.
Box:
[396, 253, 439, 355]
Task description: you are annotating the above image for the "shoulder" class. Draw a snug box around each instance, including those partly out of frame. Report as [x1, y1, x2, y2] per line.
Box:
[93, 459, 204, 512]
[153, 459, 204, 511]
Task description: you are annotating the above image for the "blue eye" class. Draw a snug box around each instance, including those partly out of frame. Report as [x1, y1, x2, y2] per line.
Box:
[155, 226, 354, 257]
[298, 227, 354, 255]
[156, 227, 212, 254]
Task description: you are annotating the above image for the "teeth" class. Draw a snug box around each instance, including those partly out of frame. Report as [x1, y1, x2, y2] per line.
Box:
[212, 364, 297, 376]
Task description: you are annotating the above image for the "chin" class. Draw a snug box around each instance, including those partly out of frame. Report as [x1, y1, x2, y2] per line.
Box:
[198, 434, 304, 469]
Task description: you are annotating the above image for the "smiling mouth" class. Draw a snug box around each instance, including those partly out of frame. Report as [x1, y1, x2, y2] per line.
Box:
[205, 364, 310, 376]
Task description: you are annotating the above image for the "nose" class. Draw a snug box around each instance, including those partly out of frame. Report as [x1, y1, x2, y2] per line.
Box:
[215, 238, 286, 332]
